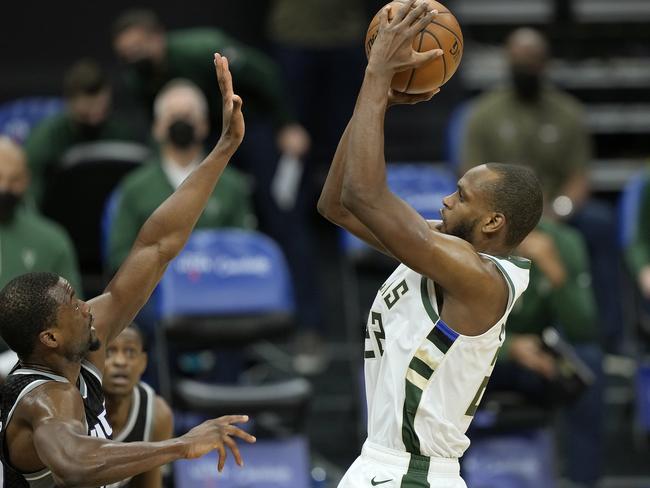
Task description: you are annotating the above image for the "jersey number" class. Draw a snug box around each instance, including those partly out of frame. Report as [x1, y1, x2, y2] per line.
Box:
[383, 279, 409, 309]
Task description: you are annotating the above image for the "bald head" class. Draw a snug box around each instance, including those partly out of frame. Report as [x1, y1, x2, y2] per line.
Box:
[152, 79, 209, 147]
[506, 28, 549, 74]
[0, 137, 29, 194]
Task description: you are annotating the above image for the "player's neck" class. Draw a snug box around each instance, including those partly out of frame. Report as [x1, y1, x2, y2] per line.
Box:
[19, 356, 82, 385]
[105, 390, 134, 436]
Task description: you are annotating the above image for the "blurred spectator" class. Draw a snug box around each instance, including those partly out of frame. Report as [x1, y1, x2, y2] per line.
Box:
[266, 0, 365, 186]
[625, 173, 650, 315]
[108, 79, 254, 271]
[24, 59, 140, 206]
[104, 325, 173, 488]
[460, 27, 622, 351]
[489, 218, 603, 486]
[0, 137, 81, 354]
[112, 10, 328, 369]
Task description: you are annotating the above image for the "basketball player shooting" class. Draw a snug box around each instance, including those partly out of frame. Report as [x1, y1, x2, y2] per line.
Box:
[318, 1, 543, 486]
[0, 53, 255, 488]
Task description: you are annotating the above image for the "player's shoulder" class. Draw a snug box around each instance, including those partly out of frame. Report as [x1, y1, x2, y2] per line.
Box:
[25, 112, 69, 142]
[152, 393, 174, 440]
[13, 380, 84, 423]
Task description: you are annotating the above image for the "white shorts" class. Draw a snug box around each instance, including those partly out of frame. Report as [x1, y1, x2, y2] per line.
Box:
[338, 441, 467, 488]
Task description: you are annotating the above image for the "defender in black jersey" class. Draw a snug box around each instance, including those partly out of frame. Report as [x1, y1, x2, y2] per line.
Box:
[0, 53, 255, 488]
[104, 326, 173, 488]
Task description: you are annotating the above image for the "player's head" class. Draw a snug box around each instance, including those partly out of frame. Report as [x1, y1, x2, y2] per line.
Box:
[505, 27, 549, 102]
[0, 137, 29, 224]
[0, 273, 100, 362]
[152, 79, 209, 151]
[64, 59, 112, 128]
[112, 9, 166, 69]
[103, 325, 147, 397]
[440, 164, 543, 251]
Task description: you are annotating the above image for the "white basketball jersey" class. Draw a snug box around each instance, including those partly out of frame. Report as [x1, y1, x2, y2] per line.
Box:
[363, 253, 530, 459]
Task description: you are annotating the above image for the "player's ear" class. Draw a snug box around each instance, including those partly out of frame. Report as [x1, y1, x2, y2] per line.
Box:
[39, 328, 60, 350]
[482, 212, 506, 235]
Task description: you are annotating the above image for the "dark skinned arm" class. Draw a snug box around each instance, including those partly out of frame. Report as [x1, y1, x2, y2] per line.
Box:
[20, 383, 252, 488]
[85, 54, 243, 373]
[318, 90, 439, 255]
[130, 396, 174, 488]
[340, 1, 508, 333]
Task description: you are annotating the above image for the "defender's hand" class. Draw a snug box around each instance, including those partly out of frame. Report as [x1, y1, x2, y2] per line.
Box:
[180, 415, 256, 471]
[367, 0, 443, 79]
[215, 53, 245, 154]
[388, 88, 440, 107]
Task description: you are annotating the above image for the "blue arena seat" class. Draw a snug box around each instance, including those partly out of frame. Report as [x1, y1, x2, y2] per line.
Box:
[0, 97, 64, 143]
[155, 229, 311, 486]
[340, 162, 457, 263]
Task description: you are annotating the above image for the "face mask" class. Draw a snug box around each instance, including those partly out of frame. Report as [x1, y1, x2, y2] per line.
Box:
[128, 57, 157, 78]
[0, 191, 22, 224]
[75, 121, 103, 140]
[168, 120, 196, 149]
[511, 66, 542, 102]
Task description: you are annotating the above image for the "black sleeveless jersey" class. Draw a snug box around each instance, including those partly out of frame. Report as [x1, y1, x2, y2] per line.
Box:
[0, 361, 111, 487]
[108, 382, 156, 488]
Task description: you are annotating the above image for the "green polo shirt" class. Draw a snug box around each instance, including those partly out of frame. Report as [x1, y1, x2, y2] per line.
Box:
[0, 207, 82, 294]
[107, 160, 255, 271]
[24, 112, 138, 204]
[122, 28, 293, 130]
[462, 86, 592, 199]
[504, 219, 598, 356]
[625, 175, 650, 278]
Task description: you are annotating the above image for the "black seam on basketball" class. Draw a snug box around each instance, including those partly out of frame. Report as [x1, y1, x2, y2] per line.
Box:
[423, 30, 446, 83]
[429, 20, 463, 47]
[405, 31, 426, 93]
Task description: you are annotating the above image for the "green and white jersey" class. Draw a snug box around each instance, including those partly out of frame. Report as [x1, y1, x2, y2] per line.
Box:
[363, 254, 530, 459]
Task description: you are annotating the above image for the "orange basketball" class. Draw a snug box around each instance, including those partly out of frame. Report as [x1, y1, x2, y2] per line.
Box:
[365, 0, 463, 94]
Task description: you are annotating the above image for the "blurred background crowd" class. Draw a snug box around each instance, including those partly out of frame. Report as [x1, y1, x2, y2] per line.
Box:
[1, 1, 649, 487]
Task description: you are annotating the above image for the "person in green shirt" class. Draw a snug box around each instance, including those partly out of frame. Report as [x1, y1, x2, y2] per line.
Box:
[625, 173, 650, 310]
[460, 27, 622, 353]
[24, 59, 141, 206]
[111, 10, 326, 369]
[486, 218, 603, 486]
[108, 79, 254, 272]
[0, 137, 82, 357]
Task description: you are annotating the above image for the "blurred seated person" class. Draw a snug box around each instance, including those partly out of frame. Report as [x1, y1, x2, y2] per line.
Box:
[108, 79, 255, 272]
[487, 218, 603, 487]
[112, 11, 327, 367]
[0, 137, 81, 356]
[461, 27, 622, 351]
[24, 59, 141, 205]
[625, 173, 650, 316]
[111, 9, 309, 159]
[104, 325, 173, 488]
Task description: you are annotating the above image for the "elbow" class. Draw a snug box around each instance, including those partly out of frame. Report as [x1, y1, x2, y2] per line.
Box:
[341, 182, 373, 213]
[51, 463, 92, 488]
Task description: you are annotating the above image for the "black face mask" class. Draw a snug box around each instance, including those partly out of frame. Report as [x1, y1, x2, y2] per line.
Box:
[128, 57, 157, 78]
[511, 66, 542, 102]
[0, 191, 22, 224]
[168, 120, 196, 149]
[75, 121, 104, 140]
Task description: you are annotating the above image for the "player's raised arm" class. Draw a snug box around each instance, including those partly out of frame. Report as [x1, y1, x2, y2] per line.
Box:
[22, 383, 254, 486]
[340, 2, 504, 303]
[86, 54, 244, 368]
[318, 90, 438, 255]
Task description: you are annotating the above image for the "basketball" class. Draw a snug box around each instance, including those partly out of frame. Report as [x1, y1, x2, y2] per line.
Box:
[365, 0, 463, 94]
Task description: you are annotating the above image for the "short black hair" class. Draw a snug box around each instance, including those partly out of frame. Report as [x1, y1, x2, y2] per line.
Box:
[0, 272, 61, 358]
[484, 163, 543, 247]
[126, 323, 147, 352]
[63, 59, 108, 98]
[111, 9, 164, 40]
